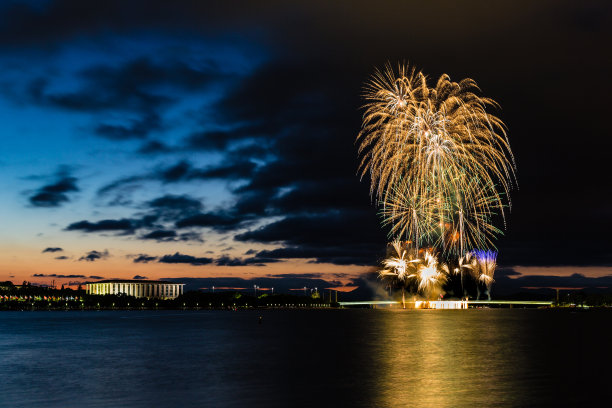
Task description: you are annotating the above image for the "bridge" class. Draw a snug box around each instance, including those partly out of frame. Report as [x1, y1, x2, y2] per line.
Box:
[338, 300, 553, 308]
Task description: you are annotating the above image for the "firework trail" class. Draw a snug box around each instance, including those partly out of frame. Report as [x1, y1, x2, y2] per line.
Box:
[357, 63, 516, 259]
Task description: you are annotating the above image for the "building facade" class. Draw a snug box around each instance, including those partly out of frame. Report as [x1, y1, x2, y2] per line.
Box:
[86, 280, 184, 299]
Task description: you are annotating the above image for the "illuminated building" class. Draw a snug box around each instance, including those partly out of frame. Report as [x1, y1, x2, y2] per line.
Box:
[86, 280, 184, 299]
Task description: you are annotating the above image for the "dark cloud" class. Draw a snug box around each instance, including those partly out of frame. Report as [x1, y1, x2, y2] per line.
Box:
[97, 160, 257, 202]
[270, 273, 324, 279]
[158, 252, 213, 266]
[28, 169, 79, 208]
[66, 219, 135, 233]
[140, 229, 203, 243]
[96, 175, 148, 199]
[236, 210, 387, 265]
[159, 160, 258, 183]
[138, 140, 172, 154]
[54, 255, 69, 260]
[215, 255, 280, 267]
[79, 250, 109, 262]
[32, 273, 86, 278]
[65, 194, 206, 242]
[132, 275, 148, 280]
[194, 161, 258, 180]
[132, 254, 158, 263]
[176, 211, 250, 232]
[26, 57, 220, 113]
[495, 267, 522, 277]
[161, 160, 190, 182]
[88, 275, 105, 279]
[185, 125, 273, 152]
[94, 112, 163, 140]
[42, 247, 63, 253]
[148, 194, 203, 213]
[492, 270, 612, 296]
[141, 229, 176, 240]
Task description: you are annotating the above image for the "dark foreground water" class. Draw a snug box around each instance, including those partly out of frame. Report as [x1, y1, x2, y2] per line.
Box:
[1, 309, 611, 408]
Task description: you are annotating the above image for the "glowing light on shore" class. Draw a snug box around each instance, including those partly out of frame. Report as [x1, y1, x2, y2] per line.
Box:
[413, 300, 468, 309]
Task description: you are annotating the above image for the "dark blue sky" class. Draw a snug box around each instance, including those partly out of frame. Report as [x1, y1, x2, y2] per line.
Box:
[0, 0, 610, 291]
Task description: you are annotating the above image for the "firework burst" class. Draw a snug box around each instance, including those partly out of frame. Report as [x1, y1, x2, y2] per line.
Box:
[415, 251, 448, 299]
[378, 240, 419, 282]
[378, 242, 449, 300]
[358, 62, 516, 259]
[473, 250, 497, 288]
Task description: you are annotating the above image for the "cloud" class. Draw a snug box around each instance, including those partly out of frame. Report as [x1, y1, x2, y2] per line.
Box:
[193, 161, 257, 180]
[132, 275, 148, 280]
[141, 229, 176, 240]
[139, 229, 203, 243]
[268, 273, 323, 279]
[146, 194, 203, 222]
[55, 255, 70, 260]
[32, 273, 87, 278]
[132, 254, 158, 263]
[158, 252, 213, 266]
[215, 255, 281, 267]
[94, 112, 163, 140]
[88, 275, 105, 279]
[42, 247, 63, 253]
[64, 194, 206, 241]
[79, 250, 109, 262]
[66, 218, 135, 233]
[488, 269, 612, 296]
[27, 57, 220, 114]
[236, 210, 387, 265]
[148, 194, 202, 211]
[138, 140, 172, 154]
[98, 160, 257, 199]
[85, 59, 386, 264]
[175, 211, 250, 232]
[28, 169, 79, 208]
[50, 57, 387, 267]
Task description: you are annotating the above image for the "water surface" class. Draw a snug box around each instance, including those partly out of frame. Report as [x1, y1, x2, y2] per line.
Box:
[1, 309, 610, 407]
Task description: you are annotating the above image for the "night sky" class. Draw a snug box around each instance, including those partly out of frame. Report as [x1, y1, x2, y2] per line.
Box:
[0, 0, 610, 293]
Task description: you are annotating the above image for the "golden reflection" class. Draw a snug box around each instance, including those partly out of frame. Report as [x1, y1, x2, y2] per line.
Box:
[373, 310, 533, 407]
[376, 310, 453, 407]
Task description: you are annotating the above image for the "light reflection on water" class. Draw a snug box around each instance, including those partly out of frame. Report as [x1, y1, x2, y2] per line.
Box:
[0, 309, 611, 408]
[375, 310, 532, 407]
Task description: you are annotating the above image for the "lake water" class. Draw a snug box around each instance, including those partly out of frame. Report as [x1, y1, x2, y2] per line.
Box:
[1, 309, 611, 407]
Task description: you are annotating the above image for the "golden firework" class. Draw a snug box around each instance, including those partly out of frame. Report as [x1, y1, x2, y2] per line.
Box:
[378, 240, 419, 282]
[415, 251, 448, 299]
[358, 62, 515, 258]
